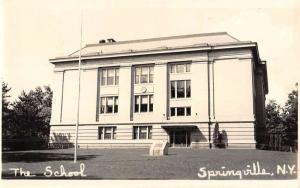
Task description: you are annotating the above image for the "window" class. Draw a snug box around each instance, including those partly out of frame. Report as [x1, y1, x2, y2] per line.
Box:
[134, 65, 154, 84]
[114, 97, 118, 113]
[134, 95, 153, 113]
[177, 107, 185, 116]
[141, 67, 148, 83]
[135, 67, 140, 84]
[171, 81, 176, 98]
[133, 126, 152, 139]
[170, 107, 191, 116]
[98, 127, 116, 140]
[169, 63, 191, 73]
[139, 127, 147, 139]
[186, 80, 191, 98]
[101, 67, 119, 86]
[149, 95, 153, 112]
[186, 107, 191, 116]
[106, 97, 113, 113]
[104, 127, 112, 139]
[140, 96, 148, 112]
[134, 96, 140, 113]
[177, 80, 185, 98]
[115, 69, 119, 85]
[100, 98, 105, 113]
[176, 64, 185, 73]
[170, 64, 176, 73]
[170, 107, 176, 116]
[101, 69, 107, 85]
[107, 69, 114, 85]
[186, 64, 191, 72]
[100, 96, 119, 114]
[149, 66, 154, 83]
[170, 80, 191, 99]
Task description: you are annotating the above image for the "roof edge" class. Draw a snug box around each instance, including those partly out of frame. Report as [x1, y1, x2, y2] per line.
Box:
[85, 32, 235, 48]
[50, 42, 256, 63]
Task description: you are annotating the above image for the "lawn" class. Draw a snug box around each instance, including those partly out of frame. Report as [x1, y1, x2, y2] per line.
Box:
[2, 148, 298, 180]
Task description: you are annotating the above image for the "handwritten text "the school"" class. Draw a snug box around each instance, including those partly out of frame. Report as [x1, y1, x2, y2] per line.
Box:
[9, 163, 87, 178]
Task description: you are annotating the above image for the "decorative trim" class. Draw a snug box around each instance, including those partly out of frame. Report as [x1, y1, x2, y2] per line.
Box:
[50, 43, 256, 63]
[50, 121, 255, 126]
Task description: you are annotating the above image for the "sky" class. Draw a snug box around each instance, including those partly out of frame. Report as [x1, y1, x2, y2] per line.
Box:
[1, 0, 300, 105]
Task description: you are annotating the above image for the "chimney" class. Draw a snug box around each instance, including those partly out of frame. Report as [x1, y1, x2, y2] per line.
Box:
[107, 38, 116, 43]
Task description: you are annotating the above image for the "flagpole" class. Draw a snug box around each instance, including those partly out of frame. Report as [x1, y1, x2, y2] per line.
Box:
[74, 12, 83, 163]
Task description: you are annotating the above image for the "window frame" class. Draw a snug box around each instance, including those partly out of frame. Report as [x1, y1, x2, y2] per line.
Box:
[169, 62, 191, 74]
[100, 96, 119, 114]
[134, 65, 154, 84]
[98, 126, 117, 140]
[170, 80, 191, 99]
[170, 107, 191, 117]
[100, 67, 120, 86]
[134, 95, 154, 113]
[133, 126, 152, 140]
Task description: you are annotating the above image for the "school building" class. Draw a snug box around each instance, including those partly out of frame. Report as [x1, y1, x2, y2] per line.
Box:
[49, 32, 268, 149]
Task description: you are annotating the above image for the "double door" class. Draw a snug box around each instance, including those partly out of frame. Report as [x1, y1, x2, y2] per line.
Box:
[169, 130, 191, 147]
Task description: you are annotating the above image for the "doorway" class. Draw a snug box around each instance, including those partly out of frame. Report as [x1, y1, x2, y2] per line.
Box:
[169, 130, 191, 147]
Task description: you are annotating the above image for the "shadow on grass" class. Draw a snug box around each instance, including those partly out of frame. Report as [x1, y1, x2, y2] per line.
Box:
[2, 152, 97, 163]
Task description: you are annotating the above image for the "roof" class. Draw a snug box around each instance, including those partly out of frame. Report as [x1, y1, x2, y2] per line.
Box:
[64, 32, 242, 57]
[50, 32, 258, 63]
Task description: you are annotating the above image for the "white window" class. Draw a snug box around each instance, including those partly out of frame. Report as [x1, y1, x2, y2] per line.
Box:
[100, 96, 118, 114]
[134, 95, 153, 113]
[134, 65, 154, 84]
[170, 80, 191, 99]
[149, 95, 153, 112]
[98, 127, 116, 140]
[186, 64, 191, 72]
[170, 64, 176, 73]
[133, 126, 152, 139]
[149, 66, 154, 83]
[141, 67, 148, 83]
[115, 69, 119, 85]
[106, 97, 113, 113]
[101, 67, 119, 86]
[101, 69, 107, 85]
[169, 63, 191, 73]
[170, 107, 191, 116]
[176, 64, 185, 73]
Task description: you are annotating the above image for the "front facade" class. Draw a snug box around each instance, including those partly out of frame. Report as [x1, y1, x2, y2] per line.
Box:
[49, 32, 268, 149]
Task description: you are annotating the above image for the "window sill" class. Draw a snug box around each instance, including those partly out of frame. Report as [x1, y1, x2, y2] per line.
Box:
[134, 112, 154, 114]
[169, 72, 191, 75]
[134, 83, 154, 86]
[99, 113, 119, 116]
[170, 98, 191, 101]
[170, 115, 192, 117]
[100, 85, 119, 88]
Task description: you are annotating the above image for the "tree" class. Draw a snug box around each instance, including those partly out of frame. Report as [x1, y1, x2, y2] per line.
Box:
[2, 82, 13, 139]
[2, 82, 11, 111]
[282, 86, 298, 150]
[265, 84, 298, 151]
[2, 85, 53, 150]
[265, 100, 287, 150]
[265, 100, 283, 133]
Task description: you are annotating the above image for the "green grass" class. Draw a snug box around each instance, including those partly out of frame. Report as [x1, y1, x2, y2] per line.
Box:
[2, 148, 297, 179]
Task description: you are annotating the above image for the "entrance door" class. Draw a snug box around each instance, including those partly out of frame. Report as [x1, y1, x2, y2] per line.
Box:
[169, 130, 191, 147]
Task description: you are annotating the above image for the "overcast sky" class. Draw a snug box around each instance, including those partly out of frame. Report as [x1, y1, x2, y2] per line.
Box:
[2, 0, 299, 105]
